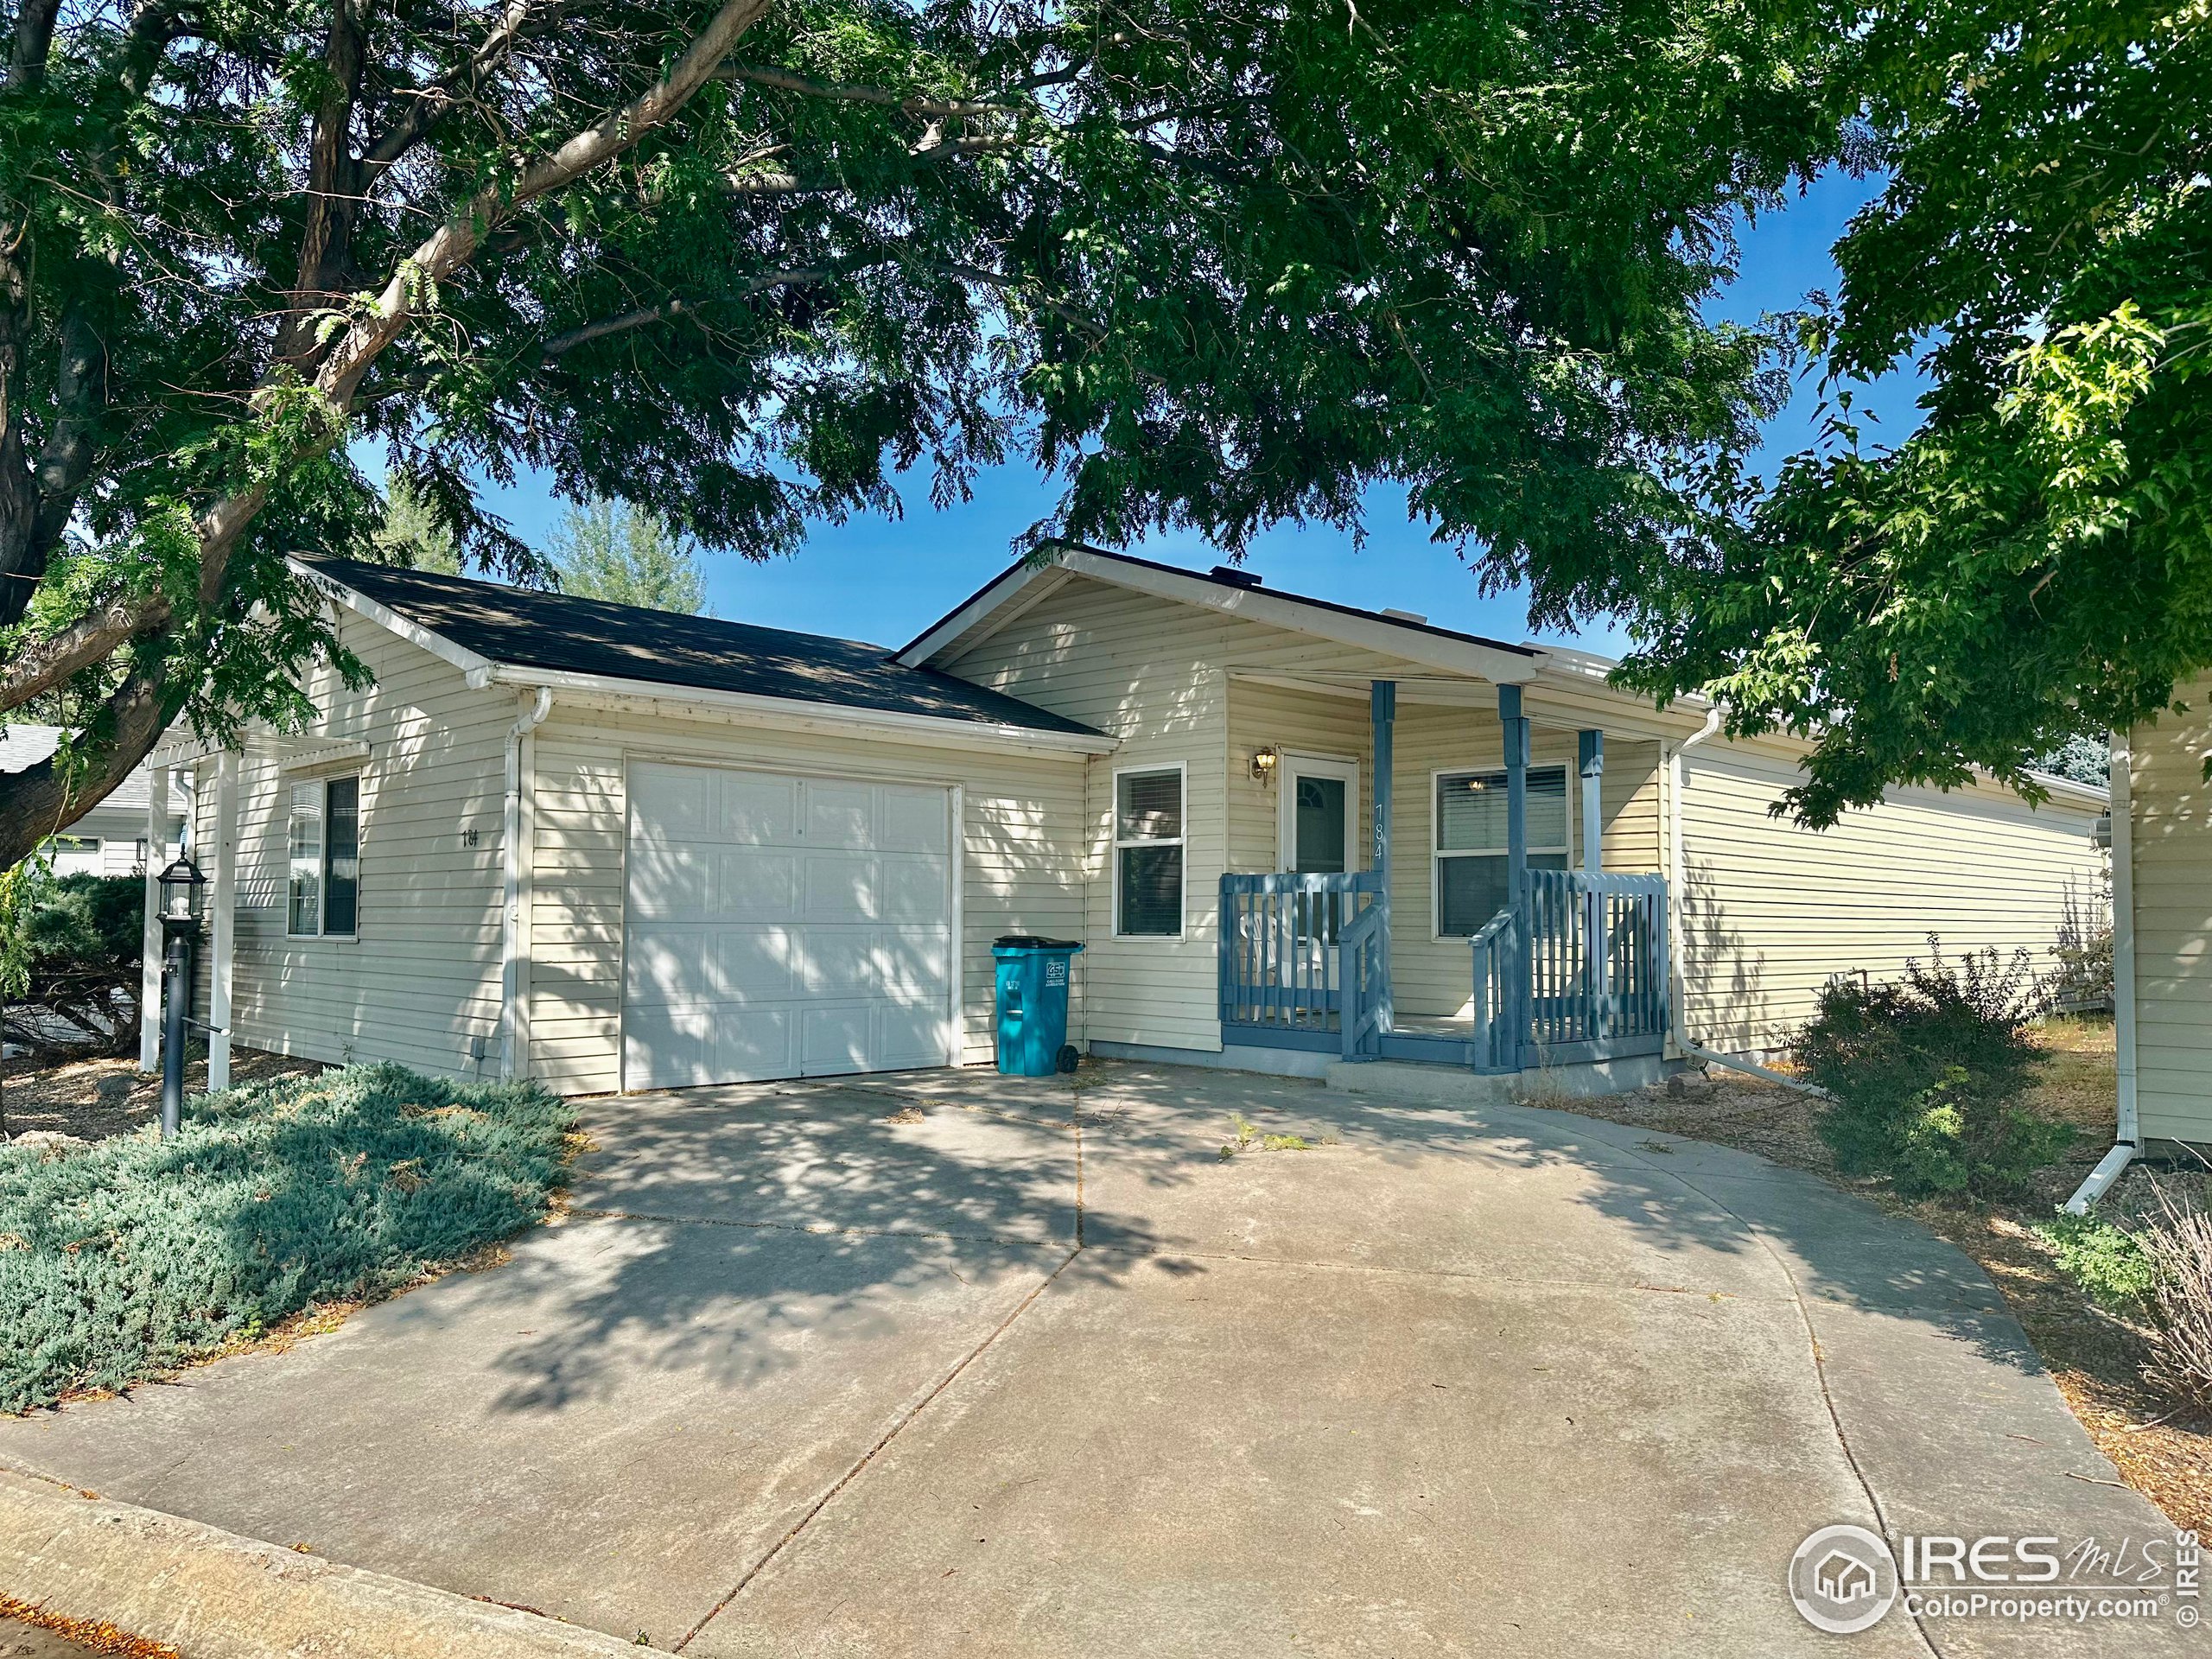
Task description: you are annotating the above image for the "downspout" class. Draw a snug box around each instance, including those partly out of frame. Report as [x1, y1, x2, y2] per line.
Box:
[2065, 733, 2137, 1214]
[1667, 704, 1829, 1097]
[501, 686, 555, 1078]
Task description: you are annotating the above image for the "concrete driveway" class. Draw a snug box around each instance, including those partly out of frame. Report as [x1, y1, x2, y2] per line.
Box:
[0, 1064, 2188, 1656]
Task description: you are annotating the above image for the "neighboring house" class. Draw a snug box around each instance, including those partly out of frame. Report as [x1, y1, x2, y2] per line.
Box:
[143, 550, 2107, 1096]
[0, 724, 191, 876]
[2076, 679, 2212, 1192]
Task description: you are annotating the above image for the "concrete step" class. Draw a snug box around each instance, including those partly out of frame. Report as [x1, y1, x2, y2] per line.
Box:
[1324, 1054, 1663, 1106]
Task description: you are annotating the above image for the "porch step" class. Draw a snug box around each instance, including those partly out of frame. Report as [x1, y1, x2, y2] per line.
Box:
[1324, 1062, 1518, 1107]
[1324, 1054, 1667, 1107]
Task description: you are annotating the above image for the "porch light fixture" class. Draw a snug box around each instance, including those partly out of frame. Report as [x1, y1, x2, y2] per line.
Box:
[1249, 745, 1279, 784]
[156, 855, 206, 926]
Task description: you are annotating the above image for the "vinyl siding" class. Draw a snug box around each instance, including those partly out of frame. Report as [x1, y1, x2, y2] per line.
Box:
[210, 613, 512, 1077]
[2128, 678, 2212, 1145]
[524, 702, 1087, 1096]
[1679, 741, 2107, 1054]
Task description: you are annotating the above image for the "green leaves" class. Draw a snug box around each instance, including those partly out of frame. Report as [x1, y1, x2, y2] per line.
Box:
[1614, 0, 2212, 823]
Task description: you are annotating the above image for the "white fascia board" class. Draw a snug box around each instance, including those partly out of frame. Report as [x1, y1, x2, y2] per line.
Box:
[895, 560, 1065, 667]
[486, 664, 1117, 756]
[288, 557, 499, 686]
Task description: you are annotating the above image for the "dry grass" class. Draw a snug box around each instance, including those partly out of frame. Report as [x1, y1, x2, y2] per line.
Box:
[1563, 1019, 2212, 1535]
[0, 1046, 322, 1145]
[0, 1599, 176, 1659]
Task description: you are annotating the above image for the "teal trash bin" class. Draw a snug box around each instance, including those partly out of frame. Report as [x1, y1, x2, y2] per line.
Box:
[992, 936, 1084, 1077]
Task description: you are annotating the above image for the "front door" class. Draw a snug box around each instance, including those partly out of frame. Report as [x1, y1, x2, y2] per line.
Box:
[1278, 753, 1359, 874]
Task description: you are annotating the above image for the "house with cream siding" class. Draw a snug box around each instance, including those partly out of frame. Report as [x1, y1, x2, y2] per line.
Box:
[132, 548, 2107, 1098]
[2069, 677, 2212, 1205]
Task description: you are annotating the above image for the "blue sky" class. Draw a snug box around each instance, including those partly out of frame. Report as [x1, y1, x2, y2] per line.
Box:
[464, 168, 1926, 656]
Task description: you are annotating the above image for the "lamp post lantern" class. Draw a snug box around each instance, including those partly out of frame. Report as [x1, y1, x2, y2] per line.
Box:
[155, 855, 205, 1139]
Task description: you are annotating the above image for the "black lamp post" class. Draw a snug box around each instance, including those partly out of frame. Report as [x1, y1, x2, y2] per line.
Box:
[155, 855, 205, 1139]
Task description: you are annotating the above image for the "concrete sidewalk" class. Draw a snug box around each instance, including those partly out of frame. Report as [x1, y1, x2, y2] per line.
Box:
[0, 1064, 2189, 1656]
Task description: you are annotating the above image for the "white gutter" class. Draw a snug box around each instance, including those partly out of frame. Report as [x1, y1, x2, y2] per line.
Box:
[2065, 730, 2138, 1213]
[500, 686, 555, 1079]
[1666, 704, 1830, 1097]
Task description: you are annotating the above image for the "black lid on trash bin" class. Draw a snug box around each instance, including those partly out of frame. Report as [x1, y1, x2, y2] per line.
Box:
[993, 935, 1084, 950]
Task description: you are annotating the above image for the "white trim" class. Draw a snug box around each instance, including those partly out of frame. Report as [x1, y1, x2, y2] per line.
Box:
[2109, 730, 2139, 1149]
[896, 561, 1071, 666]
[289, 557, 499, 683]
[947, 783, 966, 1068]
[502, 687, 554, 1079]
[284, 772, 361, 941]
[207, 752, 238, 1090]
[1274, 751, 1360, 873]
[138, 764, 168, 1072]
[1110, 760, 1188, 940]
[262, 735, 372, 771]
[1427, 761, 1571, 940]
[908, 549, 1544, 685]
[486, 664, 1116, 755]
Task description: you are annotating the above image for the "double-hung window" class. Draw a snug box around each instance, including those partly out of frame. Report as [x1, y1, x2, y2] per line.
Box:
[288, 775, 360, 938]
[1114, 765, 1185, 938]
[1433, 766, 1569, 937]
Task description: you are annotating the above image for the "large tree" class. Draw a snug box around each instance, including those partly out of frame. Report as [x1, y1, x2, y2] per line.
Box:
[0, 0, 1841, 868]
[1614, 0, 2209, 824]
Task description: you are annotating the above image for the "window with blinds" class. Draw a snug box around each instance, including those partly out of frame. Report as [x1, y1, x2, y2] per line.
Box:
[288, 774, 362, 938]
[1114, 766, 1185, 937]
[1433, 766, 1568, 937]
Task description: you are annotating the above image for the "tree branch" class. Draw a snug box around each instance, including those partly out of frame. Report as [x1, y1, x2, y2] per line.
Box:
[361, 0, 541, 176]
[276, 0, 372, 371]
[540, 267, 855, 357]
[0, 588, 169, 709]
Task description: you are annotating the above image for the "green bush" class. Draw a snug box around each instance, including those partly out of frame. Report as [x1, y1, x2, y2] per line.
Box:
[2038, 1210, 2158, 1312]
[1798, 941, 2074, 1198]
[6, 872, 147, 1051]
[0, 1063, 575, 1413]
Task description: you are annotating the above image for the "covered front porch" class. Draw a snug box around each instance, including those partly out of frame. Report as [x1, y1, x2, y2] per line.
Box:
[1217, 676, 1670, 1077]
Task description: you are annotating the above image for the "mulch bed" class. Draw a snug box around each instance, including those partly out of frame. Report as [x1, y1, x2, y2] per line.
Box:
[1561, 1019, 2212, 1535]
[0, 1047, 323, 1145]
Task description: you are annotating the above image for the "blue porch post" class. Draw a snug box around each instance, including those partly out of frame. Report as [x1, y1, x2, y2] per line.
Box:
[1369, 680, 1396, 1036]
[1578, 729, 1604, 874]
[1500, 684, 1530, 1069]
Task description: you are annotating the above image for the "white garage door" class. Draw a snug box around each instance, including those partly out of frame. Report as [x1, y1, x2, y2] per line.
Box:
[623, 761, 957, 1089]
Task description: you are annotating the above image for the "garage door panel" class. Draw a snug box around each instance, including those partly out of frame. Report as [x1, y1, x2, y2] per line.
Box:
[880, 928, 950, 991]
[720, 773, 800, 843]
[799, 1005, 871, 1077]
[715, 849, 798, 918]
[630, 763, 717, 837]
[715, 926, 800, 996]
[804, 931, 880, 997]
[874, 1002, 948, 1067]
[626, 842, 713, 918]
[625, 924, 716, 1004]
[804, 855, 878, 922]
[879, 785, 951, 854]
[625, 762, 954, 1088]
[881, 857, 950, 923]
[805, 782, 875, 849]
[717, 1009, 797, 1082]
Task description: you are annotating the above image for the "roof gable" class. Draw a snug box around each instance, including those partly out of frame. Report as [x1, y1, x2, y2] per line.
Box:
[899, 546, 1543, 684]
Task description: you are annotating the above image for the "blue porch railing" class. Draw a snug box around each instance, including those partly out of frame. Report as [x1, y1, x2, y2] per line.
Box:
[1217, 872, 1382, 1037]
[1221, 868, 1668, 1074]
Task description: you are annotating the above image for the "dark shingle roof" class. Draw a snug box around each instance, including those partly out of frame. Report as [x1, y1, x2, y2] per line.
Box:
[303, 557, 1103, 738]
